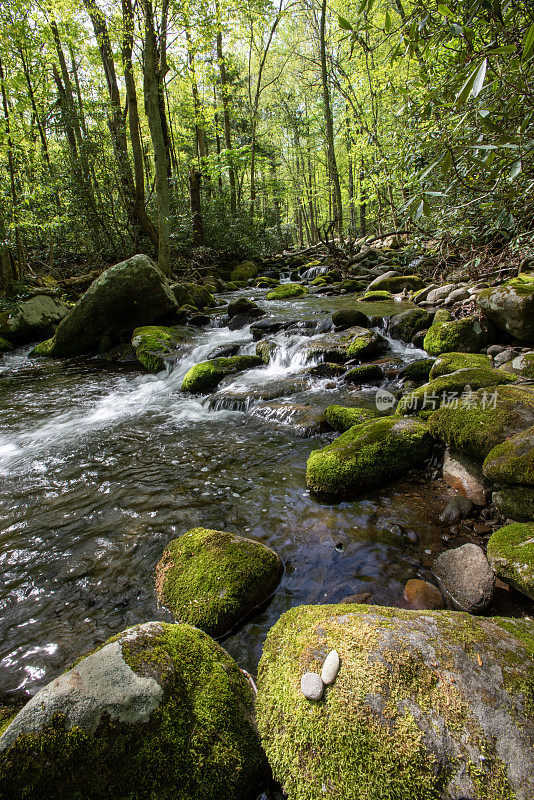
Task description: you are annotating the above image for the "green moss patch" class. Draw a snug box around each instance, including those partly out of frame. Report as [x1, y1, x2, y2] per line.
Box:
[266, 283, 308, 300]
[181, 355, 262, 393]
[131, 326, 187, 372]
[429, 351, 491, 380]
[361, 290, 393, 301]
[0, 337, 13, 354]
[155, 527, 283, 637]
[487, 523, 534, 600]
[230, 261, 258, 282]
[483, 425, 534, 487]
[397, 367, 516, 415]
[324, 405, 379, 432]
[424, 315, 492, 356]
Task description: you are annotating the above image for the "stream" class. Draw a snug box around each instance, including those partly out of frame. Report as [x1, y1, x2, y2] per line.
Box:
[0, 287, 452, 701]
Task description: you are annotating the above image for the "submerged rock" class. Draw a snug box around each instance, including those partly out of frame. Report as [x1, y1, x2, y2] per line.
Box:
[423, 313, 493, 356]
[477, 278, 534, 342]
[403, 579, 444, 609]
[39, 255, 179, 357]
[257, 604, 534, 800]
[433, 543, 494, 611]
[487, 522, 534, 600]
[0, 294, 69, 343]
[439, 495, 473, 524]
[306, 416, 431, 501]
[0, 622, 266, 800]
[155, 528, 283, 637]
[181, 355, 263, 393]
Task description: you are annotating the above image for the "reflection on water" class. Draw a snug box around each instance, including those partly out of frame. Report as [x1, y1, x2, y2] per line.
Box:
[0, 289, 445, 700]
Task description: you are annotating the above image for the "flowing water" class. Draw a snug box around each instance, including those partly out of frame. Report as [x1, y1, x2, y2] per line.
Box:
[0, 288, 451, 702]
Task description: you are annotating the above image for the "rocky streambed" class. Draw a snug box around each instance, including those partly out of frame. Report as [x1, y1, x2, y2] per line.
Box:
[0, 249, 533, 800]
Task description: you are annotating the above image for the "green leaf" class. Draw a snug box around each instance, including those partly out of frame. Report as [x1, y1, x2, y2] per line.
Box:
[385, 9, 391, 32]
[522, 24, 534, 61]
[338, 15, 353, 31]
[456, 58, 487, 105]
[437, 4, 453, 17]
[488, 45, 516, 54]
[509, 159, 522, 180]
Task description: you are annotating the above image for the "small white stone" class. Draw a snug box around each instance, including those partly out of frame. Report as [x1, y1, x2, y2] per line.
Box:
[321, 650, 340, 686]
[300, 672, 324, 701]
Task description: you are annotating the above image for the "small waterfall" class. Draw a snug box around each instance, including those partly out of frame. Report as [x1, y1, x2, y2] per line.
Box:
[301, 265, 327, 281]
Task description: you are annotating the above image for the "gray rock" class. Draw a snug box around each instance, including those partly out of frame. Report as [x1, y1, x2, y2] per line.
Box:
[494, 348, 516, 367]
[426, 284, 457, 304]
[366, 269, 398, 291]
[0, 294, 69, 342]
[442, 449, 487, 506]
[439, 495, 474, 524]
[444, 287, 470, 305]
[477, 282, 534, 342]
[413, 283, 438, 303]
[433, 543, 495, 612]
[487, 344, 506, 357]
[321, 650, 340, 686]
[301, 672, 324, 701]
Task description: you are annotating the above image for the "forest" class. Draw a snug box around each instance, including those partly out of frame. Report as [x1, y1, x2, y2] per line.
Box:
[0, 2, 534, 800]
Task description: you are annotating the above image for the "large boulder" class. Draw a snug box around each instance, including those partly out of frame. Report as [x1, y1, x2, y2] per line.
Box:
[230, 260, 258, 282]
[443, 449, 488, 506]
[432, 543, 495, 612]
[0, 294, 69, 342]
[487, 523, 534, 600]
[365, 273, 425, 293]
[429, 385, 534, 460]
[396, 367, 516, 415]
[388, 308, 431, 342]
[306, 416, 431, 501]
[301, 327, 387, 364]
[181, 355, 263, 393]
[0, 622, 266, 800]
[423, 313, 493, 356]
[257, 604, 534, 800]
[499, 351, 534, 378]
[483, 425, 534, 487]
[324, 404, 379, 432]
[171, 282, 215, 310]
[40, 256, 179, 356]
[477, 279, 534, 342]
[331, 308, 368, 330]
[429, 351, 491, 379]
[493, 486, 534, 522]
[155, 527, 283, 637]
[226, 298, 265, 330]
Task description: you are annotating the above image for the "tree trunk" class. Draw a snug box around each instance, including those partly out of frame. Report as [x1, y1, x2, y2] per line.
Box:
[215, 0, 237, 214]
[0, 57, 24, 282]
[189, 168, 204, 246]
[359, 160, 367, 235]
[319, 0, 342, 236]
[346, 109, 356, 236]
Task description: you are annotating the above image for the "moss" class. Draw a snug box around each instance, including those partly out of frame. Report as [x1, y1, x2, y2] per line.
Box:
[230, 261, 258, 281]
[483, 425, 534, 486]
[423, 315, 492, 356]
[0, 337, 13, 353]
[331, 308, 368, 329]
[370, 274, 425, 293]
[257, 604, 530, 800]
[30, 336, 55, 356]
[310, 276, 327, 286]
[493, 486, 534, 522]
[181, 355, 262, 393]
[256, 277, 279, 288]
[389, 308, 431, 341]
[487, 523, 534, 600]
[0, 623, 266, 800]
[346, 330, 386, 361]
[224, 281, 238, 291]
[429, 351, 491, 379]
[361, 290, 393, 301]
[324, 405, 378, 432]
[402, 358, 434, 382]
[500, 352, 534, 378]
[131, 326, 185, 372]
[266, 283, 308, 300]
[429, 385, 534, 460]
[155, 528, 283, 637]
[306, 416, 432, 500]
[344, 363, 383, 383]
[172, 283, 215, 310]
[339, 279, 365, 293]
[256, 340, 276, 364]
[396, 367, 517, 415]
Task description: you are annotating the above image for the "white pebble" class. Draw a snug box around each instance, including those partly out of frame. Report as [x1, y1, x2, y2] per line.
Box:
[321, 650, 340, 686]
[301, 672, 324, 701]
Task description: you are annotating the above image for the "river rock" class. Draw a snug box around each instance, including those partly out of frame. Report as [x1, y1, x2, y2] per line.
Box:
[257, 604, 534, 800]
[250, 317, 297, 340]
[155, 527, 283, 637]
[344, 363, 383, 383]
[429, 385, 534, 460]
[403, 579, 444, 609]
[250, 402, 327, 437]
[439, 495, 473, 524]
[266, 283, 308, 300]
[493, 486, 534, 522]
[0, 622, 266, 800]
[477, 278, 534, 342]
[331, 308, 368, 330]
[230, 260, 258, 281]
[321, 650, 340, 685]
[443, 449, 488, 506]
[0, 294, 69, 342]
[396, 366, 516, 415]
[181, 355, 263, 393]
[423, 312, 493, 356]
[365, 273, 425, 293]
[429, 351, 491, 379]
[301, 327, 387, 364]
[300, 672, 324, 701]
[493, 348, 516, 367]
[388, 308, 431, 342]
[487, 522, 534, 600]
[433, 543, 495, 611]
[306, 416, 432, 501]
[227, 298, 265, 330]
[131, 325, 189, 372]
[324, 405, 378, 432]
[425, 283, 457, 304]
[483, 424, 534, 488]
[499, 351, 534, 378]
[400, 358, 434, 382]
[172, 282, 215, 310]
[37, 255, 179, 356]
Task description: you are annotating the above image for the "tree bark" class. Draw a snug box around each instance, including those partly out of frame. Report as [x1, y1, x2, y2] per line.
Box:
[189, 168, 204, 246]
[319, 0, 342, 236]
[0, 57, 24, 281]
[215, 0, 237, 213]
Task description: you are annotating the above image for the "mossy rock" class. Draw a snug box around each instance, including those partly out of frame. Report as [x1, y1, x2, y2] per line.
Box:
[181, 355, 263, 393]
[0, 621, 266, 800]
[30, 337, 55, 356]
[171, 283, 215, 310]
[477, 282, 534, 342]
[306, 416, 431, 501]
[131, 326, 188, 372]
[487, 523, 534, 600]
[331, 308, 368, 330]
[397, 367, 517, 415]
[0, 294, 69, 343]
[256, 277, 279, 288]
[224, 281, 239, 291]
[155, 528, 283, 637]
[0, 337, 13, 353]
[230, 260, 258, 282]
[401, 358, 434, 382]
[344, 363, 383, 383]
[429, 385, 534, 460]
[301, 327, 387, 364]
[257, 604, 534, 800]
[366, 274, 425, 293]
[339, 279, 365, 293]
[310, 276, 327, 286]
[423, 315, 493, 356]
[388, 308, 431, 342]
[256, 340, 277, 364]
[324, 405, 379, 432]
[429, 351, 491, 380]
[361, 290, 392, 302]
[493, 486, 534, 522]
[483, 425, 534, 487]
[500, 352, 534, 378]
[266, 283, 308, 301]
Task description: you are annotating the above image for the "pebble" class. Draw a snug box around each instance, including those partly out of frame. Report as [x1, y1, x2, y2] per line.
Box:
[301, 672, 324, 701]
[321, 650, 340, 685]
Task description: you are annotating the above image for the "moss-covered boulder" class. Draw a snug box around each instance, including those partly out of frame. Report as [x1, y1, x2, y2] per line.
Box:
[344, 363, 383, 383]
[131, 326, 188, 372]
[423, 314, 493, 356]
[230, 260, 258, 282]
[429, 385, 534, 460]
[500, 351, 534, 378]
[331, 308, 368, 330]
[0, 294, 69, 343]
[0, 337, 13, 353]
[300, 327, 387, 364]
[477, 280, 534, 342]
[366, 273, 425, 293]
[40, 256, 178, 357]
[266, 283, 308, 300]
[388, 308, 431, 342]
[257, 604, 534, 800]
[171, 283, 215, 310]
[361, 290, 393, 302]
[397, 367, 516, 415]
[0, 621, 266, 800]
[401, 358, 434, 383]
[483, 425, 534, 487]
[181, 355, 263, 393]
[256, 276, 279, 288]
[306, 416, 431, 500]
[487, 523, 534, 600]
[429, 351, 491, 379]
[324, 405, 379, 432]
[155, 528, 283, 636]
[493, 486, 534, 522]
[256, 339, 277, 364]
